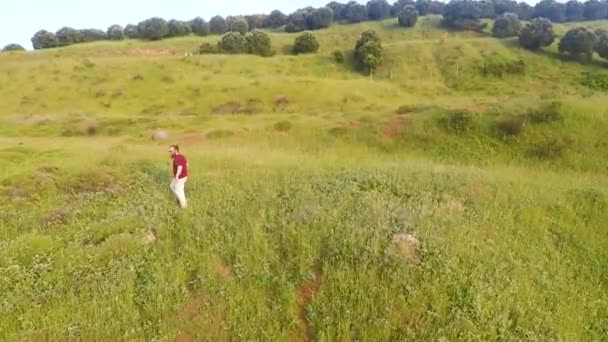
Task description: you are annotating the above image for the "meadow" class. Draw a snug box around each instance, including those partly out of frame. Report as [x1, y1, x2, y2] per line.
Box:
[1, 16, 608, 341]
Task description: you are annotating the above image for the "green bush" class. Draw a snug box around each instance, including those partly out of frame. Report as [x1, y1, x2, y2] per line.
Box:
[593, 29, 608, 61]
[273, 121, 293, 132]
[229, 17, 249, 35]
[496, 116, 524, 137]
[439, 110, 478, 133]
[480, 58, 526, 77]
[398, 5, 419, 27]
[199, 42, 218, 54]
[526, 102, 563, 124]
[246, 30, 274, 57]
[581, 71, 608, 90]
[528, 134, 573, 160]
[2, 44, 26, 52]
[107, 25, 124, 41]
[354, 30, 383, 75]
[31, 30, 58, 49]
[334, 50, 345, 63]
[519, 18, 555, 51]
[293, 32, 320, 54]
[124, 24, 139, 39]
[558, 27, 597, 61]
[137, 17, 169, 40]
[492, 13, 521, 38]
[218, 32, 248, 54]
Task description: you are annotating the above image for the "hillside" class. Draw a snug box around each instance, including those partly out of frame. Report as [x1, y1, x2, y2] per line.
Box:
[1, 17, 608, 340]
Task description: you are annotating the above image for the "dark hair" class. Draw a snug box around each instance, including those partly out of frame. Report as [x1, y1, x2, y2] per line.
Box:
[170, 144, 180, 152]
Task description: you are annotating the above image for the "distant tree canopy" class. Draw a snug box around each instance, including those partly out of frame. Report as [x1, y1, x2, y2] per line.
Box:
[228, 17, 250, 34]
[137, 17, 169, 40]
[344, 1, 369, 23]
[492, 12, 520, 38]
[519, 17, 555, 50]
[492, 0, 518, 16]
[565, 0, 585, 21]
[354, 30, 383, 75]
[533, 0, 566, 23]
[190, 17, 210, 36]
[442, 0, 487, 31]
[517, 2, 535, 20]
[293, 32, 320, 54]
[398, 5, 419, 27]
[415, 0, 445, 15]
[210, 15, 229, 34]
[285, 7, 334, 33]
[31, 30, 58, 50]
[167, 20, 189, 37]
[479, 0, 495, 18]
[2, 44, 26, 52]
[265, 10, 288, 28]
[246, 15, 266, 30]
[367, 0, 392, 20]
[559, 27, 597, 61]
[107, 25, 125, 41]
[327, 1, 347, 20]
[584, 0, 608, 20]
[79, 29, 107, 43]
[56, 27, 82, 46]
[392, 0, 416, 17]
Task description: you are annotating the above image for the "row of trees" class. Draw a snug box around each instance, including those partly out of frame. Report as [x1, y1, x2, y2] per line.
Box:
[2, 44, 26, 52]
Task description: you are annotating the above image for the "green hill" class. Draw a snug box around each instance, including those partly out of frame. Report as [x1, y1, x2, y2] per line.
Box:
[1, 17, 608, 340]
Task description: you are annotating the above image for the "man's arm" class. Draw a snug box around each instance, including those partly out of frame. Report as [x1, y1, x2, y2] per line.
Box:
[175, 165, 183, 179]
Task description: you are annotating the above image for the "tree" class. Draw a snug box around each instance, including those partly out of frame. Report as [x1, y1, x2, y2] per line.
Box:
[367, 0, 392, 20]
[583, 0, 608, 20]
[492, 13, 521, 37]
[398, 5, 419, 27]
[2, 44, 25, 52]
[137, 17, 169, 40]
[265, 10, 288, 28]
[344, 1, 369, 23]
[517, 2, 535, 20]
[354, 30, 383, 75]
[210, 15, 228, 34]
[229, 17, 249, 34]
[519, 18, 556, 50]
[327, 1, 347, 20]
[124, 24, 139, 39]
[246, 15, 265, 30]
[293, 32, 320, 54]
[190, 17, 210, 36]
[32, 30, 58, 49]
[442, 0, 485, 31]
[565, 0, 585, 21]
[534, 0, 566, 23]
[107, 25, 125, 40]
[595, 29, 608, 60]
[306, 7, 334, 30]
[492, 0, 518, 16]
[479, 0, 495, 18]
[285, 9, 310, 32]
[56, 27, 82, 46]
[559, 27, 597, 61]
[246, 30, 274, 56]
[167, 19, 187, 37]
[79, 29, 107, 42]
[392, 0, 416, 16]
[182, 21, 192, 35]
[217, 32, 248, 53]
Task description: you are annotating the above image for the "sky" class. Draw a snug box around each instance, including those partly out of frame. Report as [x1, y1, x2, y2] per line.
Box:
[0, 0, 335, 50]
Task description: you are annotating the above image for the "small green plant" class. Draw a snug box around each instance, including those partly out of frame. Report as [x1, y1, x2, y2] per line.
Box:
[528, 134, 574, 159]
[480, 58, 526, 77]
[207, 129, 235, 139]
[273, 121, 292, 132]
[199, 42, 218, 54]
[218, 32, 248, 54]
[439, 110, 478, 133]
[496, 115, 524, 137]
[293, 32, 320, 54]
[333, 50, 345, 64]
[581, 71, 608, 90]
[527, 102, 563, 124]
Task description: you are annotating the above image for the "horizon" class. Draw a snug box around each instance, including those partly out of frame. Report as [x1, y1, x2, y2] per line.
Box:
[1, 0, 541, 51]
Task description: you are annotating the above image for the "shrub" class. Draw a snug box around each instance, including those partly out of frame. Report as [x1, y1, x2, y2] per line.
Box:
[229, 17, 249, 35]
[398, 5, 419, 27]
[246, 30, 274, 57]
[56, 27, 82, 46]
[293, 32, 320, 54]
[526, 101, 563, 124]
[199, 42, 219, 54]
[439, 110, 478, 133]
[533, 0, 566, 23]
[167, 19, 188, 37]
[190, 17, 210, 36]
[442, 0, 486, 31]
[496, 116, 524, 136]
[344, 1, 369, 23]
[367, 0, 392, 20]
[124, 24, 139, 39]
[107, 25, 124, 40]
[354, 31, 384, 75]
[2, 44, 26, 52]
[529, 134, 573, 159]
[593, 29, 608, 61]
[265, 10, 288, 28]
[274, 121, 293, 132]
[31, 30, 59, 50]
[581, 71, 608, 90]
[218, 32, 248, 54]
[210, 15, 228, 34]
[480, 58, 526, 77]
[492, 13, 521, 38]
[558, 27, 597, 62]
[519, 18, 555, 50]
[334, 50, 345, 63]
[137, 17, 169, 40]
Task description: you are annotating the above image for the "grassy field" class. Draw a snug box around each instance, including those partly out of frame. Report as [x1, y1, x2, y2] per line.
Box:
[1, 16, 608, 341]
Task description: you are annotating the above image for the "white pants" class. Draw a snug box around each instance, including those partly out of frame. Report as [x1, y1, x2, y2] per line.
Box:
[170, 177, 188, 208]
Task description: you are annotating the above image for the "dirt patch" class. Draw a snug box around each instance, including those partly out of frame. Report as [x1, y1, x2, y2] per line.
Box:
[175, 334, 194, 342]
[212, 101, 242, 114]
[213, 260, 232, 279]
[294, 266, 323, 341]
[127, 48, 177, 57]
[274, 95, 289, 110]
[348, 120, 361, 129]
[381, 116, 407, 140]
[464, 103, 492, 113]
[142, 231, 157, 245]
[392, 233, 421, 264]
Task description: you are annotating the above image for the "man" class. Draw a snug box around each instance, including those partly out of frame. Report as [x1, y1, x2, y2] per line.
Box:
[169, 145, 188, 208]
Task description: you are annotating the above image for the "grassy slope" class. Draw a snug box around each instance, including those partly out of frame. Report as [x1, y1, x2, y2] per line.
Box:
[1, 16, 608, 340]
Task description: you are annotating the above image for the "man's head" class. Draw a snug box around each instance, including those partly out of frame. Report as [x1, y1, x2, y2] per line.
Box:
[169, 145, 180, 157]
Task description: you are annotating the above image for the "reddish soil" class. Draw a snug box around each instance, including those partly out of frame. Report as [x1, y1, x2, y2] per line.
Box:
[294, 266, 323, 341]
[381, 116, 407, 140]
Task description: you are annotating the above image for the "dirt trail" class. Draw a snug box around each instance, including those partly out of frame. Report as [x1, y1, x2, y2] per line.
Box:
[294, 266, 323, 342]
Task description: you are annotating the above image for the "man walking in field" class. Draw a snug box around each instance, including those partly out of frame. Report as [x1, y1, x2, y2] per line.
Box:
[169, 145, 188, 209]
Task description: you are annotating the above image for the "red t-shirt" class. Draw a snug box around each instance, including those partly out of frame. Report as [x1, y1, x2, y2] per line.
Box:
[172, 154, 188, 179]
